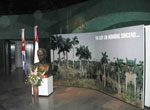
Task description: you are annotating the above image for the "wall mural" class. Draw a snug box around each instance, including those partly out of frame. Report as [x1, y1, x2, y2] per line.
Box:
[50, 25, 144, 108]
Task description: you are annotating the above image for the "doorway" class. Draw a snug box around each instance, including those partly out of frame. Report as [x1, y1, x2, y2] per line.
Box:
[10, 40, 34, 72]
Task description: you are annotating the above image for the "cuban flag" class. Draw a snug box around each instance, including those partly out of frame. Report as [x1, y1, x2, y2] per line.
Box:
[34, 25, 39, 63]
[21, 29, 27, 75]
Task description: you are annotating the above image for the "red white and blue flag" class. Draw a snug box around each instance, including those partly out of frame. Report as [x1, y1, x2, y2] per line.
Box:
[21, 29, 27, 75]
[34, 26, 39, 64]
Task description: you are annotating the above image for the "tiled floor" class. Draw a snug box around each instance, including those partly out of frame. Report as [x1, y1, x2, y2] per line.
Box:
[0, 68, 149, 110]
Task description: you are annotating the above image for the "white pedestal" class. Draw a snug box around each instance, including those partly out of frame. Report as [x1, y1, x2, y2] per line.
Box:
[32, 75, 53, 96]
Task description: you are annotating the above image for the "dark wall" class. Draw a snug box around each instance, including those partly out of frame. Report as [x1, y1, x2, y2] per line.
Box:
[0, 0, 150, 39]
[0, 40, 5, 75]
[4, 40, 11, 75]
[0, 40, 11, 75]
[39, 38, 50, 63]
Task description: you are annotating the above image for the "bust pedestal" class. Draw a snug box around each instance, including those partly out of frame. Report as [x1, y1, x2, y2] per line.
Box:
[32, 75, 53, 96]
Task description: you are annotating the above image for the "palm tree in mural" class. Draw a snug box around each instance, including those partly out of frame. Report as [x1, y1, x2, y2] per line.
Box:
[49, 35, 57, 62]
[84, 46, 92, 64]
[136, 61, 143, 100]
[57, 36, 78, 67]
[101, 52, 108, 88]
[57, 35, 65, 65]
[115, 58, 124, 94]
[71, 36, 79, 68]
[64, 38, 72, 67]
[76, 45, 83, 71]
[76, 45, 92, 77]
[125, 58, 137, 96]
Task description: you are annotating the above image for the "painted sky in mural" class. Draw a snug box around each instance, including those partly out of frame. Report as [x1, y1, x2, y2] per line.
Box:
[53, 25, 144, 63]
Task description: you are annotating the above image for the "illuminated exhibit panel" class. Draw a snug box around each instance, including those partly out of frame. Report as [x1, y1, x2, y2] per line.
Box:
[53, 25, 144, 109]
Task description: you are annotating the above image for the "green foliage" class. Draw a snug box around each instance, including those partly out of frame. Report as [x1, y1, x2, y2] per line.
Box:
[137, 61, 144, 87]
[115, 58, 126, 83]
[76, 45, 92, 60]
[74, 61, 80, 69]
[86, 62, 100, 78]
[55, 78, 97, 89]
[72, 36, 79, 46]
[115, 58, 123, 67]
[127, 82, 135, 100]
[54, 52, 143, 108]
[26, 70, 43, 87]
[136, 67, 143, 88]
[49, 35, 58, 50]
[64, 38, 72, 53]
[126, 58, 136, 67]
[101, 52, 108, 64]
[114, 93, 142, 106]
[52, 63, 59, 75]
[52, 35, 79, 57]
[106, 77, 118, 89]
[57, 36, 66, 55]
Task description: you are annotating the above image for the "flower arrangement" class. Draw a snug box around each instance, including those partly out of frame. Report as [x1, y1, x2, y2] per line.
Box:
[26, 67, 44, 87]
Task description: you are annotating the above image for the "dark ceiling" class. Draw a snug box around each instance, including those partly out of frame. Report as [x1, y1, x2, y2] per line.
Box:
[0, 0, 87, 15]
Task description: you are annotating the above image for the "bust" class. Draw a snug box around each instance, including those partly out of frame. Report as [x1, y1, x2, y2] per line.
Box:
[34, 48, 50, 75]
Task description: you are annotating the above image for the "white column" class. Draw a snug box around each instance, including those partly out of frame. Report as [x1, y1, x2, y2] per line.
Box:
[145, 25, 150, 107]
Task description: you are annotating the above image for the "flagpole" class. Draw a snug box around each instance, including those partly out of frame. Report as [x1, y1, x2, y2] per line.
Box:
[34, 25, 39, 64]
[21, 28, 27, 75]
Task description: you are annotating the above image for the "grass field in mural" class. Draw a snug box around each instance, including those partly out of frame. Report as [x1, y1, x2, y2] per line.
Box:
[50, 26, 144, 108]
[53, 59, 143, 106]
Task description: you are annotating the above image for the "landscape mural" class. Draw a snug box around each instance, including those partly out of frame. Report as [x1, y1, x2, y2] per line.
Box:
[50, 25, 144, 108]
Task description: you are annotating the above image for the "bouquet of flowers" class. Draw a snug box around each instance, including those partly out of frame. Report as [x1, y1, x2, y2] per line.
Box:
[26, 67, 44, 87]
